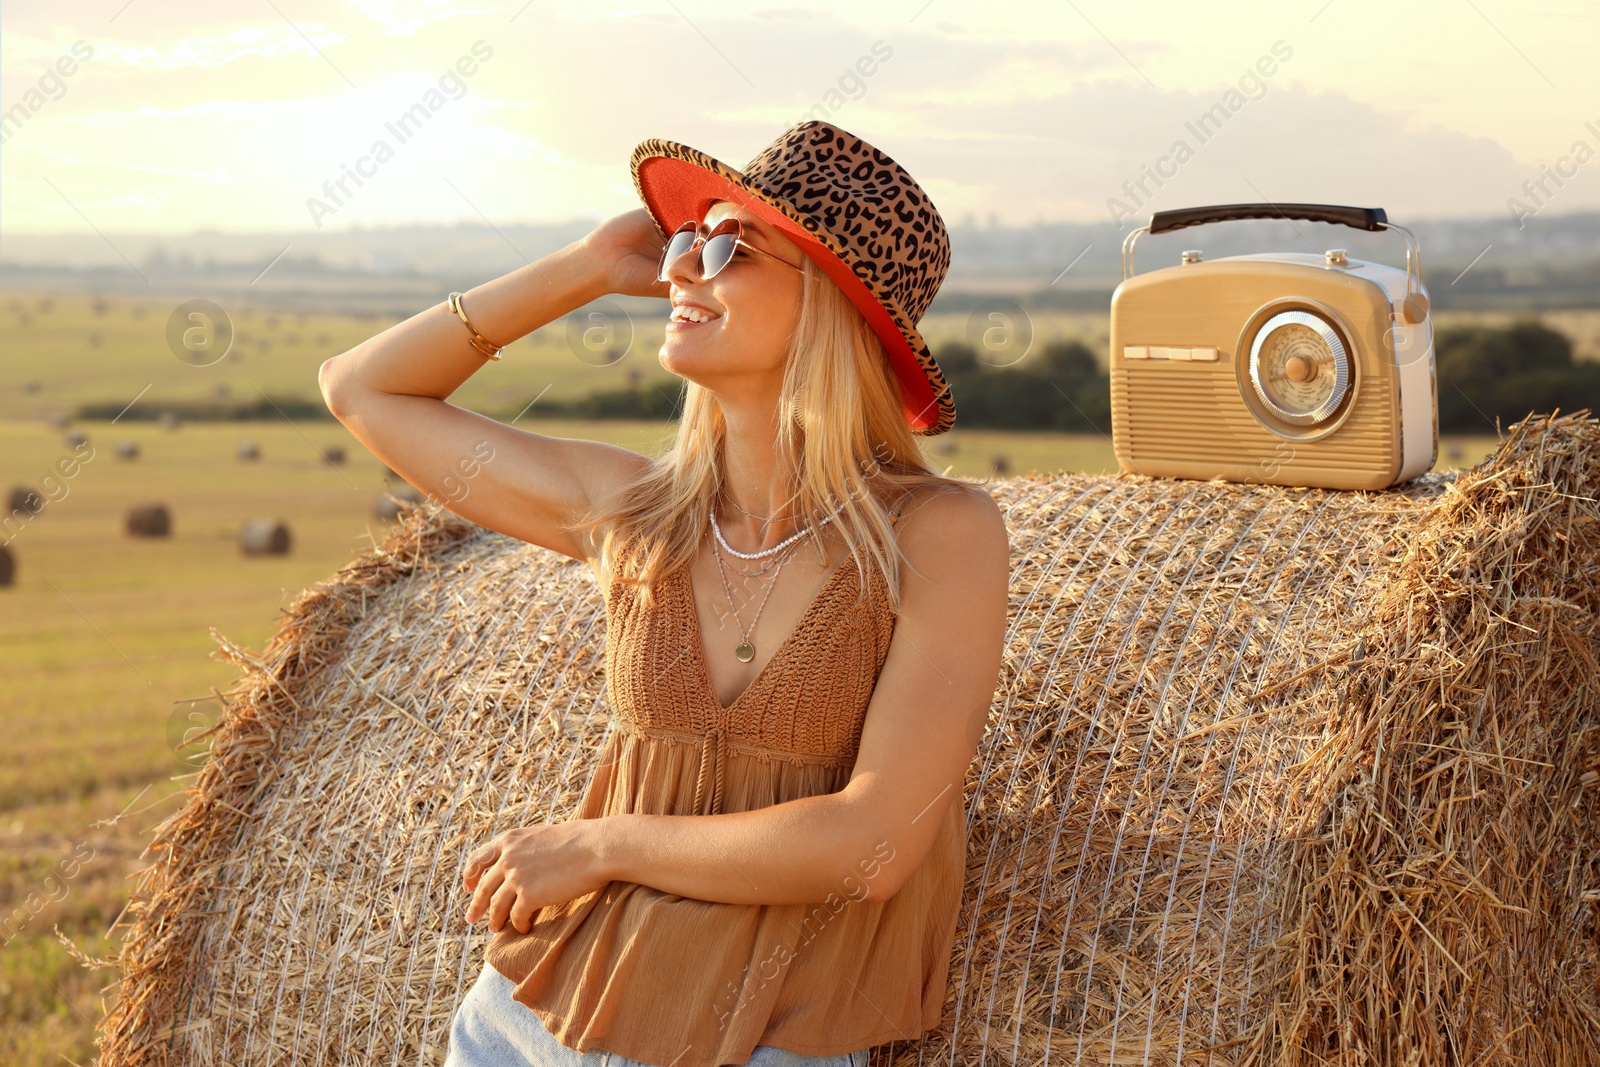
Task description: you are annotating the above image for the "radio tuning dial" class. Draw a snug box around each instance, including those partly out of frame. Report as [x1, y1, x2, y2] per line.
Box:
[1247, 309, 1352, 427]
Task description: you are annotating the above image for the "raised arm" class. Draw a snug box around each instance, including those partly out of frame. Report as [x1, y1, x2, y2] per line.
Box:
[317, 209, 671, 564]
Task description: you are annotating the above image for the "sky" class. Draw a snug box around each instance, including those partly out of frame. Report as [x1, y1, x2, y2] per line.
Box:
[2, 0, 1598, 235]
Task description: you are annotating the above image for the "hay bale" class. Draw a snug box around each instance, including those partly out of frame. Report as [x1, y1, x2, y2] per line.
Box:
[374, 484, 426, 521]
[322, 445, 346, 466]
[92, 412, 1600, 1067]
[0, 545, 13, 587]
[124, 504, 170, 538]
[65, 430, 88, 448]
[159, 412, 181, 431]
[21, 378, 40, 394]
[8, 486, 43, 517]
[238, 519, 291, 556]
[235, 441, 260, 461]
[115, 440, 140, 460]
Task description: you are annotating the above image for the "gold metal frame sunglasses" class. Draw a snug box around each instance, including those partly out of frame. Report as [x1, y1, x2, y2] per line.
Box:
[656, 218, 805, 282]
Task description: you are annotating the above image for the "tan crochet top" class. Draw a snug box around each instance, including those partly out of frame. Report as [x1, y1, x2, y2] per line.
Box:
[484, 520, 967, 1067]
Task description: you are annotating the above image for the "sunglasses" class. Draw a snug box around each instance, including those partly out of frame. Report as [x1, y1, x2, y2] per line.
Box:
[656, 218, 805, 282]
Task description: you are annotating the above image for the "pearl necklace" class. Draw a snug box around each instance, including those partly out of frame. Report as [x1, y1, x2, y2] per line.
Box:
[708, 503, 840, 559]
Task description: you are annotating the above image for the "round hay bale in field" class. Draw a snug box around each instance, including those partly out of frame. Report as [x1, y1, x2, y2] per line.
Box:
[124, 503, 171, 538]
[159, 412, 181, 431]
[239, 519, 291, 556]
[8, 486, 43, 516]
[47, 412, 69, 430]
[21, 377, 41, 394]
[322, 445, 346, 466]
[115, 440, 140, 460]
[0, 545, 14, 587]
[93, 413, 1600, 1067]
[235, 441, 260, 461]
[65, 430, 88, 448]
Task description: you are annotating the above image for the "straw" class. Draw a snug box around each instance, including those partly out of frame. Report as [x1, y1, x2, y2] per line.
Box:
[86, 411, 1600, 1066]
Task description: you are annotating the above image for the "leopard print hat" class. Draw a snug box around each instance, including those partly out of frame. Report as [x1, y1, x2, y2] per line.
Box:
[629, 120, 956, 435]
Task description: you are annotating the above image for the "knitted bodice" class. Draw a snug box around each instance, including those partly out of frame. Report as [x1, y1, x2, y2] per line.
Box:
[604, 550, 896, 815]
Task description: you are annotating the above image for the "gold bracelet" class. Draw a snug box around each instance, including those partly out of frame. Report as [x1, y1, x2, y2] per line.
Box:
[446, 292, 505, 361]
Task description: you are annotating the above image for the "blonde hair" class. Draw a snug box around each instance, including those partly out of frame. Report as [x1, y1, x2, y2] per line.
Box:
[564, 254, 985, 614]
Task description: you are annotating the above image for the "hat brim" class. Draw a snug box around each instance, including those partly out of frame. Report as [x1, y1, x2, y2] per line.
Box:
[630, 139, 954, 436]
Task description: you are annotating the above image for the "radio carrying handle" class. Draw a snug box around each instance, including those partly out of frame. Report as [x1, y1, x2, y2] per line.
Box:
[1121, 202, 1426, 319]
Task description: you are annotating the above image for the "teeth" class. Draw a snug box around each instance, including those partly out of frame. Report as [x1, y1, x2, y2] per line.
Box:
[672, 306, 716, 323]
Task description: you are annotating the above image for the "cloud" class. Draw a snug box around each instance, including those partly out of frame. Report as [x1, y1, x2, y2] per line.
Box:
[879, 80, 1532, 224]
[96, 26, 349, 70]
[347, 0, 496, 37]
[3, 3, 1585, 233]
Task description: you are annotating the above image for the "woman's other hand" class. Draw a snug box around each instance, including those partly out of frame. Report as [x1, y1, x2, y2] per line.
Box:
[462, 820, 612, 934]
[578, 207, 674, 300]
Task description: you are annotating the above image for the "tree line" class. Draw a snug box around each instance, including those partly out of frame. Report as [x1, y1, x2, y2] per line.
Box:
[523, 320, 1597, 437]
[74, 320, 1596, 437]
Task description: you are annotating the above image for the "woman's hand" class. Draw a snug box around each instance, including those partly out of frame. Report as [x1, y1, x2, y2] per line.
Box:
[577, 208, 675, 300]
[462, 820, 612, 934]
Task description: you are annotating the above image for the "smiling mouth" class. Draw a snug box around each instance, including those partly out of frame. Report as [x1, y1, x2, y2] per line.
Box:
[668, 309, 721, 329]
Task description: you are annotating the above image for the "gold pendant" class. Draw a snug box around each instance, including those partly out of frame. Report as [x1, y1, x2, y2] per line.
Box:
[734, 640, 755, 662]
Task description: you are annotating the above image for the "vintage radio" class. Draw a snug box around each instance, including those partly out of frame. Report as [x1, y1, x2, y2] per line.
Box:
[1109, 203, 1438, 490]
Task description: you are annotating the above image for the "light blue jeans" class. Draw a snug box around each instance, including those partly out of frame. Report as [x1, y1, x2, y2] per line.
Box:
[444, 961, 871, 1067]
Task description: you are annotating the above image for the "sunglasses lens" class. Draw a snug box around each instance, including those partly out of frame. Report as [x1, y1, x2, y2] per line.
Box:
[700, 232, 737, 279]
[658, 227, 699, 281]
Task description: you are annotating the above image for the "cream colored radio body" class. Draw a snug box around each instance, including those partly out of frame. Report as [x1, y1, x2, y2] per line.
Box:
[1109, 203, 1438, 490]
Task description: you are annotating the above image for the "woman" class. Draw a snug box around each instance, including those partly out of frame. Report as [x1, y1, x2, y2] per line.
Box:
[319, 120, 1010, 1067]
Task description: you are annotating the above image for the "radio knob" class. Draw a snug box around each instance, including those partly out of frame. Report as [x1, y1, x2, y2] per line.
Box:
[1324, 249, 1350, 267]
[1181, 250, 1203, 264]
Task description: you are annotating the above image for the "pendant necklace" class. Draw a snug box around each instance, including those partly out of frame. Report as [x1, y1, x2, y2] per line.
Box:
[708, 532, 799, 662]
[718, 486, 800, 526]
[703, 499, 845, 663]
